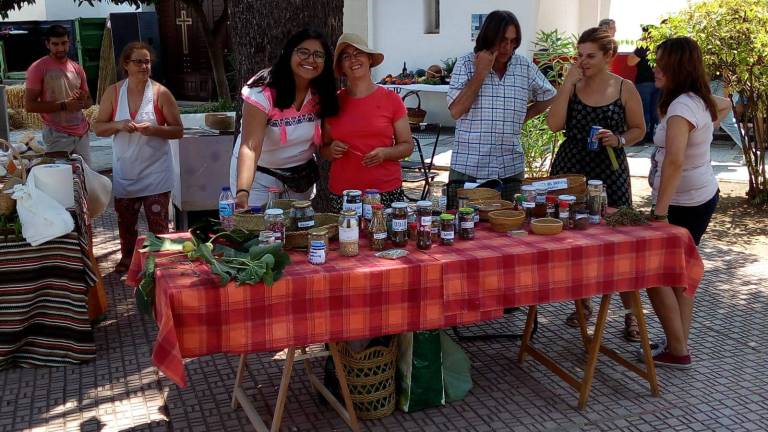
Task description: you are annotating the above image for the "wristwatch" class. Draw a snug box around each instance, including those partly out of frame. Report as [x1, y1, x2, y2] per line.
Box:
[615, 133, 626, 148]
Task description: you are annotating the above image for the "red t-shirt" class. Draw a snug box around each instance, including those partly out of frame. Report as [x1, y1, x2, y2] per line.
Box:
[25, 56, 90, 136]
[326, 86, 407, 194]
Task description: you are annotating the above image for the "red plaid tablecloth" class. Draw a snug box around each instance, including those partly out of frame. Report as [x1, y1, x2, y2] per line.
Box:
[126, 222, 702, 387]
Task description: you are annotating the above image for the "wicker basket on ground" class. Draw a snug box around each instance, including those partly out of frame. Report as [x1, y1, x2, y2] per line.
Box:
[402, 91, 426, 124]
[337, 337, 398, 420]
[522, 174, 587, 202]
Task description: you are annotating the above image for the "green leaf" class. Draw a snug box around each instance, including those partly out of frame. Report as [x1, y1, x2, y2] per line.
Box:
[141, 233, 185, 252]
[197, 243, 237, 285]
[136, 255, 156, 318]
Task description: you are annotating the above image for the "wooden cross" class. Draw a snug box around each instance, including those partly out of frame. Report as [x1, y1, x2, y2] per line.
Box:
[175, 9, 192, 54]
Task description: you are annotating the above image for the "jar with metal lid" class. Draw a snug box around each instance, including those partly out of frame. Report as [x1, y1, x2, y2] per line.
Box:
[558, 200, 571, 229]
[458, 207, 475, 240]
[338, 210, 359, 257]
[342, 189, 363, 219]
[587, 180, 604, 224]
[457, 193, 469, 211]
[558, 194, 577, 229]
[290, 200, 315, 231]
[258, 230, 275, 245]
[308, 240, 326, 265]
[533, 185, 548, 218]
[362, 189, 381, 230]
[407, 204, 418, 241]
[416, 200, 433, 250]
[440, 213, 455, 246]
[521, 185, 537, 222]
[369, 204, 387, 251]
[390, 202, 408, 247]
[546, 195, 558, 219]
[307, 227, 329, 250]
[430, 181, 447, 212]
[468, 203, 481, 224]
[431, 209, 441, 243]
[264, 208, 285, 243]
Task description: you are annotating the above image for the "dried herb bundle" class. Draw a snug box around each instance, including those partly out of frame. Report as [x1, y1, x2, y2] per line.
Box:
[605, 207, 651, 227]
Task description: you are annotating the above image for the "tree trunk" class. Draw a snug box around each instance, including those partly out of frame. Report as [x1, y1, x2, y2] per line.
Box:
[184, 0, 232, 104]
[229, 0, 344, 212]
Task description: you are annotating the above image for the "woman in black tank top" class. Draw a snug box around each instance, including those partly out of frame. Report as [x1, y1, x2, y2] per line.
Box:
[546, 28, 646, 340]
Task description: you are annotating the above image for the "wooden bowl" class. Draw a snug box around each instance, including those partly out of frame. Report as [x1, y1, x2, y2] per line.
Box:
[531, 218, 564, 235]
[487, 210, 525, 232]
[204, 113, 235, 131]
[468, 199, 514, 221]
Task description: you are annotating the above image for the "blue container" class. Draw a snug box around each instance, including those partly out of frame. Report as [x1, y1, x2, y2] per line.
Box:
[588, 126, 602, 151]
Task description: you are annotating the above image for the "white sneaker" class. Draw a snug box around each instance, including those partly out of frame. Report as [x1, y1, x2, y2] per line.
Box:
[637, 337, 667, 362]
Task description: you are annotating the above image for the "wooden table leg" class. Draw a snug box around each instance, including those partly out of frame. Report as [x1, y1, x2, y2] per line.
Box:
[630, 290, 660, 397]
[270, 347, 297, 432]
[517, 305, 538, 364]
[231, 354, 248, 409]
[231, 353, 270, 432]
[577, 294, 611, 409]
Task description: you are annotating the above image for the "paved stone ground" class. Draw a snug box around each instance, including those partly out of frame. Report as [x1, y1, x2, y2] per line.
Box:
[1, 130, 766, 431]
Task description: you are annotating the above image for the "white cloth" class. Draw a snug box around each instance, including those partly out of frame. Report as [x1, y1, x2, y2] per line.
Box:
[72, 154, 112, 218]
[651, 93, 719, 206]
[9, 178, 74, 246]
[112, 79, 174, 198]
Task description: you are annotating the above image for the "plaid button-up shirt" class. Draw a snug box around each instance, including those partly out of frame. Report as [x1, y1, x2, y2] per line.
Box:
[447, 53, 555, 179]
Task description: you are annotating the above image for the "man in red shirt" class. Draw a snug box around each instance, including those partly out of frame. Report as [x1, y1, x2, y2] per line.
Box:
[25, 25, 93, 163]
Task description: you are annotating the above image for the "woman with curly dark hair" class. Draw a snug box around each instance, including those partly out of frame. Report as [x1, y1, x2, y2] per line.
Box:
[231, 28, 339, 209]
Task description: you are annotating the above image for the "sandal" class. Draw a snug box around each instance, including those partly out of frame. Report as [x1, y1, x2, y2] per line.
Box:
[565, 300, 592, 328]
[113, 258, 131, 274]
[624, 313, 641, 342]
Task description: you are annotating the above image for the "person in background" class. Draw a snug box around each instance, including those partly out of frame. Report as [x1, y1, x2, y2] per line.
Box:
[447, 10, 555, 207]
[643, 36, 731, 368]
[232, 28, 339, 210]
[598, 18, 616, 38]
[547, 27, 646, 341]
[321, 33, 413, 211]
[709, 79, 743, 147]
[93, 42, 183, 273]
[25, 24, 93, 164]
[628, 26, 660, 143]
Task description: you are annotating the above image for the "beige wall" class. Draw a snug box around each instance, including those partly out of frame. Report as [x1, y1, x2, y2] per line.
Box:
[343, 0, 370, 42]
[536, 0, 611, 39]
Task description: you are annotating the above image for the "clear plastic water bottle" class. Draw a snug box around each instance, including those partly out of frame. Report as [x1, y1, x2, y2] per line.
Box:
[218, 187, 235, 230]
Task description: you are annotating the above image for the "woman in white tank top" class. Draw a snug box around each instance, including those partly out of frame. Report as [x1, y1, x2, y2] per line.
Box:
[92, 42, 183, 273]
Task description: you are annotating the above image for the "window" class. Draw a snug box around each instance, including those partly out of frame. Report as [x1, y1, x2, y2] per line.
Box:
[424, 0, 440, 34]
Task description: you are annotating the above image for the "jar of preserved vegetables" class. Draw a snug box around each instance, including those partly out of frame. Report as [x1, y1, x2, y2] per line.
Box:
[521, 185, 536, 222]
[431, 209, 441, 243]
[264, 208, 285, 243]
[338, 210, 359, 257]
[290, 201, 315, 231]
[390, 202, 408, 247]
[416, 200, 433, 250]
[458, 207, 475, 240]
[342, 189, 363, 219]
[587, 180, 604, 224]
[533, 185, 548, 218]
[362, 189, 381, 230]
[440, 213, 455, 246]
[369, 204, 387, 251]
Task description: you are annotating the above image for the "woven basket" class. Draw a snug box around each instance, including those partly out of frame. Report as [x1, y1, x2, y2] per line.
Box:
[456, 187, 501, 202]
[337, 337, 398, 420]
[402, 91, 426, 124]
[233, 199, 297, 232]
[467, 199, 514, 221]
[0, 139, 26, 216]
[523, 174, 587, 202]
[284, 213, 339, 249]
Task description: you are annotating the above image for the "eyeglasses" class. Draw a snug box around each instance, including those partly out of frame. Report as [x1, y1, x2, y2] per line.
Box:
[293, 48, 326, 62]
[128, 59, 152, 66]
[340, 50, 367, 62]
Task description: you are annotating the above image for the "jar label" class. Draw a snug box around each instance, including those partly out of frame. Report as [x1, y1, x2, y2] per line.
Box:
[522, 202, 535, 208]
[373, 232, 387, 240]
[559, 211, 570, 219]
[308, 248, 326, 264]
[339, 227, 359, 242]
[363, 204, 372, 220]
[474, 214, 479, 223]
[298, 220, 315, 228]
[392, 219, 407, 231]
[460, 221, 474, 229]
[420, 216, 432, 227]
[431, 227, 439, 234]
[441, 230, 454, 239]
[343, 202, 363, 217]
[438, 196, 447, 209]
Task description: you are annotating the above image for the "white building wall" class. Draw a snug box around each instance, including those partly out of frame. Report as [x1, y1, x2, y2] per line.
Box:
[3, 0, 137, 21]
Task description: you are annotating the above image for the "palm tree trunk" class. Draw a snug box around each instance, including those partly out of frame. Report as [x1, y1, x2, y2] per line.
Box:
[228, 0, 344, 212]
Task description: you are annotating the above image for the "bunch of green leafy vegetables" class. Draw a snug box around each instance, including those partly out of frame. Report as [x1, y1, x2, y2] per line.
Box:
[135, 228, 291, 318]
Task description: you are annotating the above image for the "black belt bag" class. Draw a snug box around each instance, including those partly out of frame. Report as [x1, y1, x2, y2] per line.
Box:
[256, 158, 319, 193]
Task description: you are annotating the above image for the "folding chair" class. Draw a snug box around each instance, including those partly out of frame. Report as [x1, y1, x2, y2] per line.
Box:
[401, 123, 441, 201]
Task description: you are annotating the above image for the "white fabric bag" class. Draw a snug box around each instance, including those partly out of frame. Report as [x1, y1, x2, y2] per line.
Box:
[9, 175, 75, 246]
[76, 156, 112, 219]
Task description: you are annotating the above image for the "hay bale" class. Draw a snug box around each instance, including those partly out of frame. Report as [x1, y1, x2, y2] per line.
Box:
[84, 105, 100, 127]
[19, 111, 44, 130]
[7, 109, 26, 130]
[5, 85, 25, 110]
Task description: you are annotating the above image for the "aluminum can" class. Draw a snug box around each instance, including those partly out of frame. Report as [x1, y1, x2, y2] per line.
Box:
[588, 126, 602, 151]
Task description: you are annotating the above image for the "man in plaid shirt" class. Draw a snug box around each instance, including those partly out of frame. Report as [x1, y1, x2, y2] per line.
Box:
[447, 10, 555, 206]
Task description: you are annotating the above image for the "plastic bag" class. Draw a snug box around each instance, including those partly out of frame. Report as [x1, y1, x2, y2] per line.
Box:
[9, 179, 74, 246]
[440, 331, 472, 402]
[397, 331, 445, 412]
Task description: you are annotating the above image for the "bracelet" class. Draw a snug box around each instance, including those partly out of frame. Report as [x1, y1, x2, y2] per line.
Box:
[235, 189, 250, 196]
[653, 213, 668, 221]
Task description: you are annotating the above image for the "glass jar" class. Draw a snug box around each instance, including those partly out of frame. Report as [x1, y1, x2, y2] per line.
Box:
[416, 200, 433, 250]
[521, 185, 536, 222]
[430, 181, 447, 212]
[440, 213, 455, 246]
[458, 207, 475, 240]
[362, 189, 381, 230]
[600, 187, 608, 218]
[457, 193, 469, 211]
[264, 208, 285, 243]
[308, 227, 329, 250]
[384, 208, 393, 239]
[558, 194, 576, 229]
[533, 185, 548, 218]
[258, 230, 275, 245]
[290, 200, 315, 231]
[342, 189, 363, 219]
[587, 180, 604, 224]
[264, 186, 282, 211]
[545, 195, 557, 219]
[558, 200, 571, 229]
[574, 209, 590, 230]
[407, 204, 418, 241]
[513, 194, 524, 211]
[390, 202, 408, 247]
[431, 209, 442, 243]
[308, 240, 326, 265]
[369, 204, 388, 251]
[338, 210, 359, 257]
[447, 210, 458, 234]
[469, 203, 481, 224]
